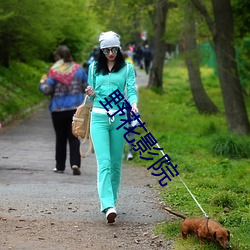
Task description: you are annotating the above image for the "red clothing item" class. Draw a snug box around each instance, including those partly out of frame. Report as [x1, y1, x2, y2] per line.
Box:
[48, 60, 80, 85]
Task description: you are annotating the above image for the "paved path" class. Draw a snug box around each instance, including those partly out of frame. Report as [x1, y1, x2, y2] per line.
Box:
[135, 68, 149, 88]
[0, 71, 173, 249]
[0, 106, 164, 224]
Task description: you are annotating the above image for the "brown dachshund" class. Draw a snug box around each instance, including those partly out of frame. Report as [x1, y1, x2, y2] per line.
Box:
[162, 206, 231, 249]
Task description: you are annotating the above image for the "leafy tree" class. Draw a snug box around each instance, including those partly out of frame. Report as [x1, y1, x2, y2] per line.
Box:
[232, 0, 250, 40]
[0, 0, 57, 66]
[148, 0, 177, 89]
[0, 0, 99, 67]
[91, 0, 155, 47]
[191, 0, 250, 134]
[183, 1, 218, 114]
[232, 0, 250, 95]
[155, 0, 218, 113]
[164, 2, 184, 44]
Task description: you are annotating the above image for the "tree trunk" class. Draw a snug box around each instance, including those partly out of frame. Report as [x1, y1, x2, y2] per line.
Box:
[184, 5, 218, 114]
[212, 0, 250, 134]
[147, 0, 169, 89]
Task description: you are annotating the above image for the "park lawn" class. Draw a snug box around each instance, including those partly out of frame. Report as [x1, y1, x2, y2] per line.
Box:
[132, 58, 250, 250]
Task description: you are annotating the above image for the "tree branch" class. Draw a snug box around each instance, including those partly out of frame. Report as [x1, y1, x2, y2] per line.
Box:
[167, 1, 178, 9]
[190, 0, 216, 37]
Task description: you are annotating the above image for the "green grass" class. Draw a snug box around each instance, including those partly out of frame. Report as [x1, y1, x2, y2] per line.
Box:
[132, 58, 250, 250]
[0, 60, 50, 123]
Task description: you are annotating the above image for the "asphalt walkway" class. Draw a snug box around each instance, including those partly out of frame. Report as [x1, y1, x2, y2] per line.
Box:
[0, 69, 172, 249]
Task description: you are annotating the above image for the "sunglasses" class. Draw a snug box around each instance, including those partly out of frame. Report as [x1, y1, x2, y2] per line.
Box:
[102, 47, 119, 55]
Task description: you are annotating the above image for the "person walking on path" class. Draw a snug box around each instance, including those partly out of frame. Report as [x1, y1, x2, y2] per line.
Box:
[39, 45, 88, 176]
[85, 31, 138, 223]
[143, 44, 153, 75]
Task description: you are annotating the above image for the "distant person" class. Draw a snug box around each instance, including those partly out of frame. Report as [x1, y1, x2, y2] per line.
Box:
[85, 31, 138, 223]
[87, 46, 99, 71]
[134, 45, 144, 69]
[143, 44, 152, 74]
[39, 45, 88, 175]
[126, 45, 134, 62]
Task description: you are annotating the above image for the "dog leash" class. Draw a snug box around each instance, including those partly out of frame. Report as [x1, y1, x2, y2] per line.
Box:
[135, 114, 209, 218]
[178, 176, 209, 218]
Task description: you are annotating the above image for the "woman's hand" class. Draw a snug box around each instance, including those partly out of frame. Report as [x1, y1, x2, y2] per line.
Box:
[131, 103, 138, 114]
[85, 86, 95, 97]
[40, 74, 47, 83]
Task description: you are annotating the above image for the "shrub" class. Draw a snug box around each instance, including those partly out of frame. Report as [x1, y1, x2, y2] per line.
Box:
[210, 134, 250, 159]
[210, 192, 237, 209]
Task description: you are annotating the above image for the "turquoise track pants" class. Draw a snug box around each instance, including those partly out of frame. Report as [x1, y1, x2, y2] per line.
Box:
[90, 111, 127, 212]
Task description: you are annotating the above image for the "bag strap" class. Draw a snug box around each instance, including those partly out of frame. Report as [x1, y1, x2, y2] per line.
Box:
[79, 137, 93, 158]
[79, 111, 93, 158]
[83, 94, 88, 105]
[124, 62, 129, 99]
[79, 139, 93, 158]
[92, 61, 95, 89]
[92, 61, 95, 79]
[126, 62, 129, 85]
[79, 95, 93, 158]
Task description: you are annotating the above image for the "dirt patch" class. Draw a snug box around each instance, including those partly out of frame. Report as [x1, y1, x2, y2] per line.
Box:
[0, 215, 174, 250]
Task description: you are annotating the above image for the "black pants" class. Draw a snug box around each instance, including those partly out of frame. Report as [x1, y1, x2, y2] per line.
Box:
[51, 110, 80, 171]
[144, 59, 151, 74]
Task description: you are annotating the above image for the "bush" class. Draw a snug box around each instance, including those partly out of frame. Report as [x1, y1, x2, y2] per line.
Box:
[0, 60, 49, 123]
[210, 192, 237, 209]
[210, 134, 250, 159]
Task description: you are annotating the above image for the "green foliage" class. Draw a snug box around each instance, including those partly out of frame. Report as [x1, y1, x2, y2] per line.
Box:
[201, 121, 217, 136]
[92, 0, 155, 45]
[210, 191, 238, 210]
[0, 60, 49, 122]
[154, 221, 181, 240]
[164, 0, 213, 45]
[0, 0, 100, 66]
[236, 37, 250, 95]
[132, 58, 250, 249]
[210, 134, 250, 159]
[232, 0, 250, 39]
[165, 2, 184, 44]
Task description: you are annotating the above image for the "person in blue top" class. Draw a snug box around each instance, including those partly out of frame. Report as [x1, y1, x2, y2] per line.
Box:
[39, 45, 88, 176]
[86, 31, 138, 223]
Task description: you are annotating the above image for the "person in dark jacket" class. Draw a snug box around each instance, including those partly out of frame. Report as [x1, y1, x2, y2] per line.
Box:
[143, 44, 152, 74]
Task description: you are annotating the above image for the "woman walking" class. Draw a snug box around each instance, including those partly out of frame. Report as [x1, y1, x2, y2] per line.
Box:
[86, 31, 138, 223]
[39, 45, 88, 175]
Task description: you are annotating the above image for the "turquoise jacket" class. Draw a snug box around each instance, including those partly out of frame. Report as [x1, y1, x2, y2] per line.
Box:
[87, 62, 138, 110]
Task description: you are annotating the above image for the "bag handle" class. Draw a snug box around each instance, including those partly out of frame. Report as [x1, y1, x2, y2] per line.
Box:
[124, 62, 129, 99]
[79, 137, 93, 158]
[83, 94, 88, 105]
[79, 110, 93, 158]
[79, 94, 94, 158]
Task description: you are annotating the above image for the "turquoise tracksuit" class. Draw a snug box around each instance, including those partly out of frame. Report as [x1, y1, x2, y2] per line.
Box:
[88, 62, 137, 212]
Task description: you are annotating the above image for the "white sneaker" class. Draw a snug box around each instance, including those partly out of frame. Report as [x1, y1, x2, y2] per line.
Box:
[131, 120, 138, 127]
[105, 207, 117, 223]
[53, 168, 64, 173]
[127, 152, 133, 160]
[72, 165, 81, 175]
